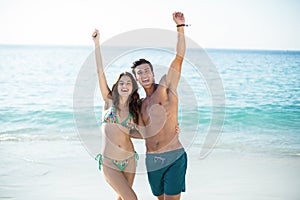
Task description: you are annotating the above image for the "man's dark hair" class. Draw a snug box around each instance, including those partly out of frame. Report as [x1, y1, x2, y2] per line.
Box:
[131, 58, 153, 77]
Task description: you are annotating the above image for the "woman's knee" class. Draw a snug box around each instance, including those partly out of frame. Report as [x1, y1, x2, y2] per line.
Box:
[123, 192, 137, 200]
[116, 196, 122, 200]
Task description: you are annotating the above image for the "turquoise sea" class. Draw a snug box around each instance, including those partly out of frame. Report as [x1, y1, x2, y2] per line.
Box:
[1, 45, 300, 199]
[1, 45, 299, 156]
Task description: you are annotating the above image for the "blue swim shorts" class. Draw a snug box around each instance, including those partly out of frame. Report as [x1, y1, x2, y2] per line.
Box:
[146, 148, 187, 196]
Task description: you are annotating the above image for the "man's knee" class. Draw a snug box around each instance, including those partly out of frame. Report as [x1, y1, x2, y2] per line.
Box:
[165, 193, 181, 200]
[156, 194, 164, 200]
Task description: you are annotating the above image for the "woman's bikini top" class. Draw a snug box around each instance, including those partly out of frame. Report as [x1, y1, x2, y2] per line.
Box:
[102, 105, 134, 131]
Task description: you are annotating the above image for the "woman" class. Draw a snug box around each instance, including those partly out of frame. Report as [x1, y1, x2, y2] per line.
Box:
[92, 29, 140, 200]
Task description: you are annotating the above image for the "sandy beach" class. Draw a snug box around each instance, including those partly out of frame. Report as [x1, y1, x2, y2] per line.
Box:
[1, 139, 299, 200]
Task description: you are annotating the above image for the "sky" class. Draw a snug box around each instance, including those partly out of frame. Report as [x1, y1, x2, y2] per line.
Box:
[0, 0, 300, 50]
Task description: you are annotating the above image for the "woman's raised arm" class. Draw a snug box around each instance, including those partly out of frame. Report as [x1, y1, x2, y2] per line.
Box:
[92, 29, 111, 101]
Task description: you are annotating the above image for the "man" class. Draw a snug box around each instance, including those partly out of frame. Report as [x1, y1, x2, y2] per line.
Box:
[131, 12, 187, 200]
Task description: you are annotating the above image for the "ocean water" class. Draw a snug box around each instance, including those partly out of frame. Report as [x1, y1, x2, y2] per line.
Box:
[0, 45, 300, 158]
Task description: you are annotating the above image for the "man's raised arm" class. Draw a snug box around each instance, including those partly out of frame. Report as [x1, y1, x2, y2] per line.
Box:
[166, 12, 186, 90]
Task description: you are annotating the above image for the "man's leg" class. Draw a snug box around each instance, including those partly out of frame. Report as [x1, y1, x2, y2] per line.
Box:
[156, 193, 181, 200]
[156, 194, 164, 200]
[165, 193, 181, 200]
[164, 152, 187, 199]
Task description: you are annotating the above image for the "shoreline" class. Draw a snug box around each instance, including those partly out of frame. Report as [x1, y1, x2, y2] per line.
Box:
[1, 140, 300, 199]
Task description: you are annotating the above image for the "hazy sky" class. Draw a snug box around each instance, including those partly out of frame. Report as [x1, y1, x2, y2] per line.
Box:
[1, 0, 299, 50]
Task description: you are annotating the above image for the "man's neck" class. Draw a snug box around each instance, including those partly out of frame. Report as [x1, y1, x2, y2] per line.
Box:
[145, 83, 157, 97]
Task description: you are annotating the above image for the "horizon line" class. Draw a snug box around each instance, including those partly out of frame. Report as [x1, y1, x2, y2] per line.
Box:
[1, 43, 300, 52]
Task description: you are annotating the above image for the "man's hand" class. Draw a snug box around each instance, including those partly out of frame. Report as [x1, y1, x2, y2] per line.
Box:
[173, 12, 185, 25]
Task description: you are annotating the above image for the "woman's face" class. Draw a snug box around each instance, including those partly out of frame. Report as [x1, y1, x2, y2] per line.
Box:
[117, 75, 133, 97]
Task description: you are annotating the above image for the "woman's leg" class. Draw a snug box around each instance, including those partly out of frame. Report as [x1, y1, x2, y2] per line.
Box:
[123, 155, 137, 186]
[102, 164, 137, 200]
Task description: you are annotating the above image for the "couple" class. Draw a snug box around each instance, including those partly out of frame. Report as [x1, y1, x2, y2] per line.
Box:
[93, 12, 187, 200]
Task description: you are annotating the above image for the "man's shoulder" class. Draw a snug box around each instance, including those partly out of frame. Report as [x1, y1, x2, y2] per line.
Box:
[139, 97, 148, 108]
[139, 97, 145, 103]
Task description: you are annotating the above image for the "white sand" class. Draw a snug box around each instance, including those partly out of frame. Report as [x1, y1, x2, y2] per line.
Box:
[184, 151, 300, 200]
[1, 140, 300, 200]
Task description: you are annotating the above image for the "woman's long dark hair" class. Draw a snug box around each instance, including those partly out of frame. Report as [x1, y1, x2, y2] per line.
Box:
[110, 72, 140, 124]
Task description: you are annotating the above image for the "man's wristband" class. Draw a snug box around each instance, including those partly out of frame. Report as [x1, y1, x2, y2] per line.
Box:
[176, 24, 190, 27]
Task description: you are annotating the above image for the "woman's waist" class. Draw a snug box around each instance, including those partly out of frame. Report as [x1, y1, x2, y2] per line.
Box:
[102, 139, 134, 149]
[102, 123, 131, 134]
[102, 146, 136, 160]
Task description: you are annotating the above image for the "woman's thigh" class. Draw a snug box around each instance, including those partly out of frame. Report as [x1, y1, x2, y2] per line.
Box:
[102, 165, 137, 200]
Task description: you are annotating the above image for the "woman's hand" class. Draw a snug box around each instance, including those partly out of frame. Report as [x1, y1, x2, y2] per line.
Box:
[175, 123, 181, 134]
[92, 29, 100, 44]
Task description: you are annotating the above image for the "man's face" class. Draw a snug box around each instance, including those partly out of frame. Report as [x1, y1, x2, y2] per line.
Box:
[134, 63, 154, 89]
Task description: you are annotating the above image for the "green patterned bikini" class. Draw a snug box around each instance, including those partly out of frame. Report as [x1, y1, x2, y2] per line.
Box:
[95, 105, 138, 171]
[95, 152, 139, 171]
